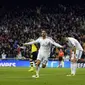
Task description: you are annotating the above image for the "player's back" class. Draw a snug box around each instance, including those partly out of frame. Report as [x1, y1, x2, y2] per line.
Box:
[68, 37, 83, 51]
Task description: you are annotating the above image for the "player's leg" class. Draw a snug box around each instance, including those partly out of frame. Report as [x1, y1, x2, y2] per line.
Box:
[72, 50, 83, 75]
[71, 52, 77, 76]
[71, 50, 81, 76]
[72, 62, 77, 75]
[67, 62, 76, 76]
[42, 55, 48, 68]
[35, 59, 41, 77]
[42, 53, 50, 68]
[67, 51, 77, 76]
[28, 53, 34, 72]
[29, 52, 38, 72]
[32, 53, 42, 78]
[32, 60, 41, 78]
[42, 60, 47, 68]
[33, 51, 38, 66]
[29, 58, 34, 72]
[71, 62, 77, 75]
[35, 52, 40, 77]
[71, 62, 74, 75]
[72, 50, 82, 75]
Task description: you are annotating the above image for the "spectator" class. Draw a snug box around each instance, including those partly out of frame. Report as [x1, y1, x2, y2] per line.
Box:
[0, 4, 85, 59]
[57, 49, 64, 67]
[1, 50, 7, 59]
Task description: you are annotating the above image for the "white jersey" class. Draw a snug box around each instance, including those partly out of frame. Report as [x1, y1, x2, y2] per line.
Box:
[25, 36, 62, 56]
[36, 37, 52, 55]
[36, 37, 55, 55]
[67, 37, 83, 51]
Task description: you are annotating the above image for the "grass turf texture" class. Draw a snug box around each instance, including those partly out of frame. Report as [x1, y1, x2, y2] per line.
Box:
[0, 67, 85, 85]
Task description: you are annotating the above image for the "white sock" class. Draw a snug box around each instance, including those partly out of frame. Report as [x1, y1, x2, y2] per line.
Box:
[71, 63, 74, 74]
[71, 62, 77, 75]
[36, 66, 40, 76]
[73, 63, 77, 75]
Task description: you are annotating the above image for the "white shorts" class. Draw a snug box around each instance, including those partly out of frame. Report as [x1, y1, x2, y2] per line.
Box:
[37, 52, 50, 65]
[76, 50, 83, 59]
[71, 50, 83, 60]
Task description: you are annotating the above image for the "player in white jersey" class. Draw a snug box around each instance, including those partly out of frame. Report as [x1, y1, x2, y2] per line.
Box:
[65, 37, 83, 76]
[24, 30, 63, 78]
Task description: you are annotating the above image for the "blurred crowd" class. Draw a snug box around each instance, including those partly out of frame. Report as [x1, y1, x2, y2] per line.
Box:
[0, 4, 85, 60]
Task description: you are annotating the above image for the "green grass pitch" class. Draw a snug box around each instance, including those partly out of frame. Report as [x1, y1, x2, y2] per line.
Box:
[0, 67, 85, 85]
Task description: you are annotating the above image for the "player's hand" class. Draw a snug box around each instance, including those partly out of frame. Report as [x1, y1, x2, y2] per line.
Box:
[71, 57, 77, 63]
[23, 43, 27, 46]
[60, 46, 64, 49]
[62, 45, 66, 48]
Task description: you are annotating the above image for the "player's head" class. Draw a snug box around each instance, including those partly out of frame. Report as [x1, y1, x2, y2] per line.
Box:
[62, 37, 69, 48]
[41, 30, 47, 37]
[65, 37, 69, 42]
[63, 37, 68, 43]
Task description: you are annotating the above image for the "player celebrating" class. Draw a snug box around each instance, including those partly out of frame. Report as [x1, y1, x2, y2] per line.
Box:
[64, 37, 83, 76]
[24, 30, 63, 78]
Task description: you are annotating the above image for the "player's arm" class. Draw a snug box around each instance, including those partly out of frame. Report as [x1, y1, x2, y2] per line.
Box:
[71, 41, 76, 57]
[23, 38, 39, 46]
[20, 46, 26, 49]
[70, 49, 72, 59]
[23, 41, 37, 45]
[72, 46, 76, 58]
[70, 47, 77, 62]
[17, 45, 26, 49]
[71, 41, 77, 62]
[49, 38, 63, 48]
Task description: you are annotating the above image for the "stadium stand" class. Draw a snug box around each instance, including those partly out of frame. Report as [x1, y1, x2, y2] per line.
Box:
[0, 4, 85, 59]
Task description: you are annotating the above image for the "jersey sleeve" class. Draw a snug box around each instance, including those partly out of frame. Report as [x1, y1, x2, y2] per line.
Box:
[49, 38, 63, 48]
[24, 38, 40, 45]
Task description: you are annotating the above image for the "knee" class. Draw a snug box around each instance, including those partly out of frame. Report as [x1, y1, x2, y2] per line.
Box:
[36, 60, 40, 66]
[42, 64, 46, 68]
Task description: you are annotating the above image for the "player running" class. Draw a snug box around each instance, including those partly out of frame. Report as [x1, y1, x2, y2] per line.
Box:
[23, 30, 63, 78]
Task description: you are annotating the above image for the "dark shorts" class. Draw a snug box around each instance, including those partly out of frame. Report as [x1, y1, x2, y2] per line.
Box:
[30, 51, 38, 60]
[59, 57, 63, 61]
